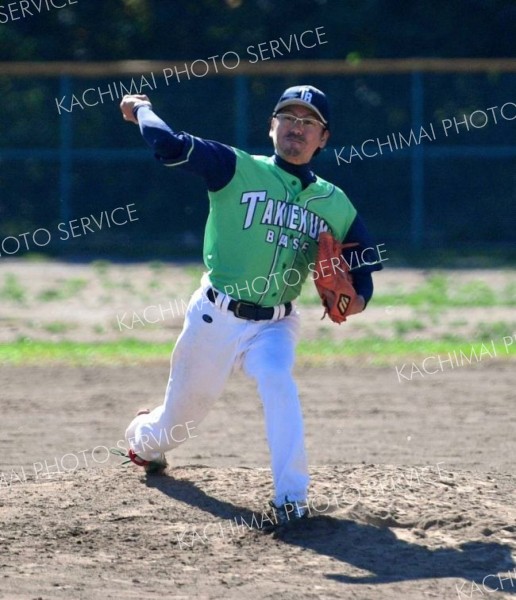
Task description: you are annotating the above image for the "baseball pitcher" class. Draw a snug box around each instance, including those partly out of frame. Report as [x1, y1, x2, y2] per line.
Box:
[119, 85, 383, 528]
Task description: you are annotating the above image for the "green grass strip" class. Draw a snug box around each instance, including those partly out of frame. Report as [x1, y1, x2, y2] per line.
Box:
[0, 337, 514, 366]
[299, 338, 516, 365]
[0, 339, 172, 365]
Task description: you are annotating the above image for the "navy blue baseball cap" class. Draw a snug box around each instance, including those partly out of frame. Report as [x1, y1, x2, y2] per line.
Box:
[273, 85, 330, 128]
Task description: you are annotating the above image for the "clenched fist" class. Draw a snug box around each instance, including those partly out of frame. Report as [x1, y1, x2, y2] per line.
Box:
[120, 94, 152, 124]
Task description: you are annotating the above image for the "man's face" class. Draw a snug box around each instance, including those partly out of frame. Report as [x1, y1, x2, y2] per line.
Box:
[269, 105, 330, 165]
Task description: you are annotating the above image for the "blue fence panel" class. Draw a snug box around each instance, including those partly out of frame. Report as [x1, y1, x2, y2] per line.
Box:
[1, 69, 514, 257]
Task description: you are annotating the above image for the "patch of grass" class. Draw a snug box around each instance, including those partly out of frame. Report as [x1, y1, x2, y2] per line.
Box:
[368, 289, 404, 307]
[1, 339, 171, 365]
[38, 289, 61, 301]
[148, 261, 166, 291]
[42, 321, 76, 334]
[37, 278, 88, 302]
[0, 337, 514, 366]
[392, 319, 426, 337]
[503, 282, 516, 305]
[21, 253, 50, 262]
[92, 260, 115, 290]
[449, 319, 468, 328]
[294, 276, 501, 310]
[0, 273, 26, 303]
[412, 273, 449, 306]
[91, 260, 111, 276]
[413, 305, 442, 326]
[297, 288, 321, 306]
[118, 279, 136, 292]
[473, 321, 516, 342]
[149, 261, 165, 272]
[296, 337, 516, 365]
[183, 264, 205, 290]
[452, 281, 496, 306]
[374, 276, 516, 308]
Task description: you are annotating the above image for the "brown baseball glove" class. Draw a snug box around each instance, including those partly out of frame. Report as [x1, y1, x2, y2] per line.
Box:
[313, 231, 358, 324]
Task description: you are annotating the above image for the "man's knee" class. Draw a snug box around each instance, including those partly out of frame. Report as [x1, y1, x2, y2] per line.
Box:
[250, 364, 294, 387]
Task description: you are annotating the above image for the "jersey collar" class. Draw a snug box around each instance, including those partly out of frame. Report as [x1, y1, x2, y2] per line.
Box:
[272, 153, 317, 190]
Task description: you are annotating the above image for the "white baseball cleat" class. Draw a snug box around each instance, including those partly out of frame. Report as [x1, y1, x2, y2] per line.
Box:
[126, 408, 168, 474]
[262, 497, 309, 532]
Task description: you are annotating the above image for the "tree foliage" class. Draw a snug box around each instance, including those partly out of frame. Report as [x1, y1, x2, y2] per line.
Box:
[0, 0, 514, 62]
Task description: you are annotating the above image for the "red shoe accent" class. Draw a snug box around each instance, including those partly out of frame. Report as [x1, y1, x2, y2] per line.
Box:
[128, 449, 150, 467]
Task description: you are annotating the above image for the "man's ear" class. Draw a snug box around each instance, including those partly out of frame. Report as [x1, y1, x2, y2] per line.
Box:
[268, 116, 275, 139]
[319, 128, 330, 149]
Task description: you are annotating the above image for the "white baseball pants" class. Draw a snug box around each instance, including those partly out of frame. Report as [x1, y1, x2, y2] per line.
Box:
[125, 275, 309, 505]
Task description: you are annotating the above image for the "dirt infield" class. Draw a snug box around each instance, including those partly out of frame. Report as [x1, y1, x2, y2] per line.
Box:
[1, 362, 515, 599]
[0, 261, 515, 598]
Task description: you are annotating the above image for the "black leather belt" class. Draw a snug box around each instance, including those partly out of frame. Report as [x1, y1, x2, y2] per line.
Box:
[206, 287, 292, 321]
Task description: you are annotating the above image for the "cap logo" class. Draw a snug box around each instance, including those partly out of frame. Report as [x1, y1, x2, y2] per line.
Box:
[300, 88, 313, 103]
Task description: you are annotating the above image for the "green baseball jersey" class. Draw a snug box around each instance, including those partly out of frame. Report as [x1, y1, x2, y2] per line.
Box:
[204, 149, 357, 305]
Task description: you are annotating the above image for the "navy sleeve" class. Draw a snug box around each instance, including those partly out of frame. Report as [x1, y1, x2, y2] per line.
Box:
[342, 214, 385, 307]
[350, 271, 374, 306]
[135, 105, 237, 192]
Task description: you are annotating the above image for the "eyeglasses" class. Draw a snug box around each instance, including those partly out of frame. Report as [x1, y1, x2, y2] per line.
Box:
[274, 112, 325, 131]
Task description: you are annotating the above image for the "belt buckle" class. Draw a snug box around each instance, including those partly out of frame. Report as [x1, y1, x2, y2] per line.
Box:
[233, 301, 248, 319]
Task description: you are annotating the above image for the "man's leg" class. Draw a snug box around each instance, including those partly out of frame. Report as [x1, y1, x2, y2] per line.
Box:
[242, 312, 309, 506]
[125, 287, 241, 460]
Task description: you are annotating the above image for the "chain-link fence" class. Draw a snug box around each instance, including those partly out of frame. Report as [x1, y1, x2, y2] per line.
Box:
[1, 59, 515, 258]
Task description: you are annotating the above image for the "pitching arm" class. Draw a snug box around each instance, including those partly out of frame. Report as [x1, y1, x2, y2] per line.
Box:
[120, 95, 236, 192]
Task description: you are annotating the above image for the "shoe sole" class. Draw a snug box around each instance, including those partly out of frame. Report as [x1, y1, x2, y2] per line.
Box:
[260, 512, 309, 534]
[144, 457, 168, 475]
